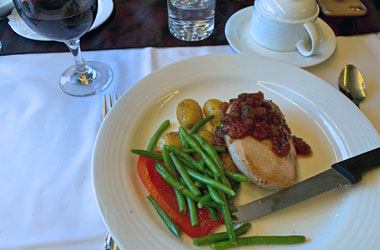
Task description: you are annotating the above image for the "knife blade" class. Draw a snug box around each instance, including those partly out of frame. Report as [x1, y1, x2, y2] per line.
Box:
[234, 146, 380, 223]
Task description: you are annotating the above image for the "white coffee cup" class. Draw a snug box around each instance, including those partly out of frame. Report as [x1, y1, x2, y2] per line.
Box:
[250, 0, 320, 57]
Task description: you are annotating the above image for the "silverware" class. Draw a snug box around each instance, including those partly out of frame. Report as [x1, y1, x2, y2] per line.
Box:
[234, 147, 380, 223]
[105, 232, 119, 250]
[338, 64, 367, 107]
[103, 93, 121, 119]
[103, 93, 121, 250]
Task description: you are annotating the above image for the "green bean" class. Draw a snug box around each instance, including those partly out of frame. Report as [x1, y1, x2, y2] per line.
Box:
[165, 145, 204, 172]
[179, 126, 220, 178]
[182, 148, 195, 154]
[206, 206, 220, 222]
[154, 162, 219, 206]
[154, 162, 218, 207]
[198, 192, 234, 211]
[170, 153, 201, 196]
[181, 188, 201, 202]
[219, 191, 236, 245]
[146, 119, 170, 151]
[181, 189, 219, 208]
[193, 134, 223, 169]
[229, 205, 238, 213]
[190, 159, 217, 178]
[178, 156, 199, 172]
[162, 147, 186, 213]
[178, 156, 209, 183]
[174, 191, 186, 213]
[186, 168, 235, 196]
[193, 223, 251, 246]
[220, 205, 234, 214]
[221, 176, 232, 190]
[162, 146, 176, 177]
[154, 162, 198, 200]
[228, 182, 241, 204]
[213, 204, 239, 214]
[211, 235, 307, 250]
[179, 159, 207, 189]
[147, 195, 180, 238]
[194, 181, 204, 189]
[198, 193, 212, 208]
[186, 196, 198, 226]
[207, 185, 224, 204]
[179, 130, 189, 149]
[231, 181, 241, 194]
[182, 146, 226, 154]
[194, 162, 214, 179]
[177, 160, 229, 205]
[193, 134, 231, 188]
[154, 162, 184, 191]
[200, 198, 219, 208]
[199, 158, 206, 170]
[214, 146, 226, 153]
[130, 149, 163, 161]
[225, 169, 249, 183]
[190, 115, 215, 134]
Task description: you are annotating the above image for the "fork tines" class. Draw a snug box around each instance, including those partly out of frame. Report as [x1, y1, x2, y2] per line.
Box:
[103, 93, 122, 119]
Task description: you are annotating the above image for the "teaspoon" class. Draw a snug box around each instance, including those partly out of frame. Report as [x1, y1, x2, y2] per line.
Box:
[338, 64, 367, 107]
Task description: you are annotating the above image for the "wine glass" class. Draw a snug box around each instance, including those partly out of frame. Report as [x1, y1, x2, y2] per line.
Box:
[12, 0, 113, 97]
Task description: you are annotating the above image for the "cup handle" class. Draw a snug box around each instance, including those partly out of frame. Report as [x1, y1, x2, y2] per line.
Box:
[296, 21, 320, 57]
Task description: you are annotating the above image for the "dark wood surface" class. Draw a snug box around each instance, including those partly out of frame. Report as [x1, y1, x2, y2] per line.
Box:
[1, 0, 380, 55]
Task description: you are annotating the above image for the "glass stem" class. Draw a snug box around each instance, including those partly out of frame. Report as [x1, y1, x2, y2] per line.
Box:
[64, 39, 95, 84]
[65, 39, 88, 73]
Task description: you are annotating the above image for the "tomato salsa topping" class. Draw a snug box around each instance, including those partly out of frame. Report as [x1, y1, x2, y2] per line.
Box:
[215, 92, 312, 157]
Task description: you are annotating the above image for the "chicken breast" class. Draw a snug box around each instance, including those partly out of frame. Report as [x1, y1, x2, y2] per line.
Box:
[220, 92, 298, 190]
[225, 135, 297, 190]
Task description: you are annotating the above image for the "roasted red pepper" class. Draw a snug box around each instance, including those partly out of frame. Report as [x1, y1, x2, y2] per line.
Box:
[137, 154, 223, 238]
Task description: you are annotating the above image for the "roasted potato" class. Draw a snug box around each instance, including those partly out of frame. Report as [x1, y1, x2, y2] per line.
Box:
[176, 99, 203, 130]
[203, 99, 223, 125]
[157, 132, 182, 150]
[197, 130, 214, 144]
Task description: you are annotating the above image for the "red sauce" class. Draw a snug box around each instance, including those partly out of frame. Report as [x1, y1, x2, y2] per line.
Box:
[292, 136, 312, 156]
[215, 92, 312, 157]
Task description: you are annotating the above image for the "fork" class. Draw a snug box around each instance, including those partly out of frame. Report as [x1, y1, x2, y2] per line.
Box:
[103, 93, 121, 119]
[105, 232, 119, 250]
[103, 93, 121, 250]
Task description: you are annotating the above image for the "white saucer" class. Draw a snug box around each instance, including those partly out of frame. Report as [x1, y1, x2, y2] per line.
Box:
[7, 0, 113, 41]
[225, 6, 336, 68]
[0, 0, 13, 19]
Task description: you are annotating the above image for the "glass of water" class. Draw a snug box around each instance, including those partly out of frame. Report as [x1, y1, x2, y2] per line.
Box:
[168, 0, 216, 41]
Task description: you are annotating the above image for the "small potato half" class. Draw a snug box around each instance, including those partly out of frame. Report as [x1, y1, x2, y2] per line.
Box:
[197, 130, 214, 144]
[203, 99, 223, 125]
[176, 99, 203, 130]
[157, 132, 182, 150]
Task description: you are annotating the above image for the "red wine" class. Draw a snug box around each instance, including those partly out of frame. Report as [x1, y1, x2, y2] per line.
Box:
[16, 0, 97, 41]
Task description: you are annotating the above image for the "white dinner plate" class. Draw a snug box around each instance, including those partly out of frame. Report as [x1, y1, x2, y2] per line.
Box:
[7, 0, 113, 41]
[225, 6, 336, 68]
[92, 54, 380, 250]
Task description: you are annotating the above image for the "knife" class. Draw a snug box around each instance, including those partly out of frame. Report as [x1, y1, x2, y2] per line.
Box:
[234, 147, 380, 223]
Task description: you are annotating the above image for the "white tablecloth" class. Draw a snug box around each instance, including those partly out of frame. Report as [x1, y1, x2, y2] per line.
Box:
[0, 34, 380, 249]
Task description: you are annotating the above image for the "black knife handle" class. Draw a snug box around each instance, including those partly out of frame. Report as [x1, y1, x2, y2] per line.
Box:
[332, 147, 380, 184]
